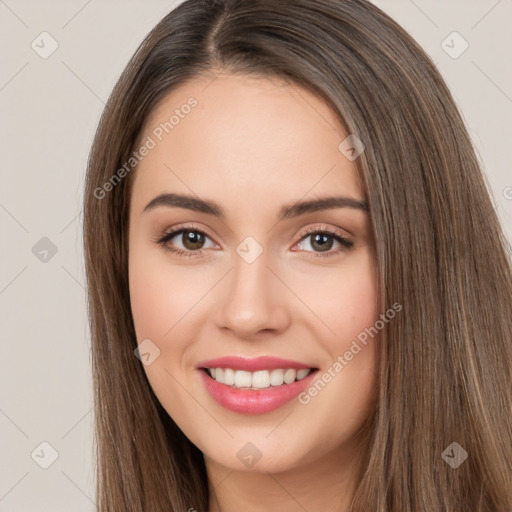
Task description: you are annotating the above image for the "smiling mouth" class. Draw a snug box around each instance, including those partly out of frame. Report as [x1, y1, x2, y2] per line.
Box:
[201, 367, 318, 390]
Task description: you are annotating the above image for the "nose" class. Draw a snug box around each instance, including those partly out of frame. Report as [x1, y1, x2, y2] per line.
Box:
[214, 249, 291, 340]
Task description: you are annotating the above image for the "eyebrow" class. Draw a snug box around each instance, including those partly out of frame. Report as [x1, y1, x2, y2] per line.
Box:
[143, 192, 369, 220]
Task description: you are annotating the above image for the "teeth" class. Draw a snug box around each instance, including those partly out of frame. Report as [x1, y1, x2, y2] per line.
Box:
[284, 369, 296, 384]
[270, 369, 284, 386]
[252, 370, 271, 389]
[207, 367, 313, 389]
[296, 369, 310, 379]
[234, 370, 252, 388]
[223, 368, 235, 386]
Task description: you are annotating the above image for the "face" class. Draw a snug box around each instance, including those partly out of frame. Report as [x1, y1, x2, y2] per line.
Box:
[128, 72, 380, 474]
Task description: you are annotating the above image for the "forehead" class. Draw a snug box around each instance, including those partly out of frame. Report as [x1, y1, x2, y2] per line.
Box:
[130, 72, 364, 212]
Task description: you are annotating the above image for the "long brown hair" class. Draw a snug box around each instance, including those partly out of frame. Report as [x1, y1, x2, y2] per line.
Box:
[83, 0, 512, 510]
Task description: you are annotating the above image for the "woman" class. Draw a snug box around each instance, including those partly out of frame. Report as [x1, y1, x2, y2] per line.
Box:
[83, 0, 512, 510]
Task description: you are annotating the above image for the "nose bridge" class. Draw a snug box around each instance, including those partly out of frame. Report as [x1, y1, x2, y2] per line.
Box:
[232, 242, 270, 295]
[215, 237, 289, 337]
[230, 244, 273, 312]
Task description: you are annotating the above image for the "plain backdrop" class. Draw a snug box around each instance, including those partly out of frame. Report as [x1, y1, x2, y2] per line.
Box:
[0, 0, 511, 510]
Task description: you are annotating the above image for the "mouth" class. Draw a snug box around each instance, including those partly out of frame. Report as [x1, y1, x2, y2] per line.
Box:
[196, 356, 319, 414]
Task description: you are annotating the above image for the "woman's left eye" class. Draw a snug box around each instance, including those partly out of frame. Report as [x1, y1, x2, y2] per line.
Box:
[294, 229, 354, 258]
[154, 226, 354, 258]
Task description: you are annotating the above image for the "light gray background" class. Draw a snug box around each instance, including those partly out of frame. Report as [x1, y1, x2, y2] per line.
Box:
[1, 0, 511, 510]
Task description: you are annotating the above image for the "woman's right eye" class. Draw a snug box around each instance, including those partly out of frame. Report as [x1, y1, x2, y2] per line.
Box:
[155, 227, 216, 257]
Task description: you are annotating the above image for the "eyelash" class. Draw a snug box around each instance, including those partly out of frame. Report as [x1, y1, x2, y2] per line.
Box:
[153, 223, 354, 259]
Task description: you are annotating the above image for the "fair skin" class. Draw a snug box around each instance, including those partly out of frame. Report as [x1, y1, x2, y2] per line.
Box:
[128, 71, 380, 512]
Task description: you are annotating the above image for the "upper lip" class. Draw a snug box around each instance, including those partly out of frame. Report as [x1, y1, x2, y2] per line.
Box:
[197, 356, 316, 372]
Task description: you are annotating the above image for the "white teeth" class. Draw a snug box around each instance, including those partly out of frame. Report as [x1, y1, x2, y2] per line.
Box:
[207, 367, 313, 389]
[223, 368, 235, 386]
[252, 370, 271, 389]
[234, 370, 252, 388]
[270, 369, 284, 386]
[283, 369, 296, 384]
[296, 369, 310, 380]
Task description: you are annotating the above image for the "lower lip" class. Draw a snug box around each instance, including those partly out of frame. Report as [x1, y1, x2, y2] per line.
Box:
[198, 369, 317, 414]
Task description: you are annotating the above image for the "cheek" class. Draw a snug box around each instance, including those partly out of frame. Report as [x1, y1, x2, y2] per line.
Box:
[128, 244, 212, 342]
[329, 261, 378, 344]
[290, 249, 378, 345]
[129, 258, 182, 342]
[129, 262, 166, 343]
[128, 248, 204, 409]
[292, 251, 380, 420]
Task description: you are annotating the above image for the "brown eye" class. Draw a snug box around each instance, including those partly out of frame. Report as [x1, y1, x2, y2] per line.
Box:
[180, 230, 206, 250]
[154, 226, 216, 257]
[309, 233, 335, 252]
[294, 228, 354, 258]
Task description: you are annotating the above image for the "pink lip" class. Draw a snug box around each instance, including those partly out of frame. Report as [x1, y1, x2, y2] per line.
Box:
[196, 359, 318, 415]
[197, 356, 313, 372]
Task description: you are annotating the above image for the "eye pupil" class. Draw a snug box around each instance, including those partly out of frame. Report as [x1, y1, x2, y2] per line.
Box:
[311, 233, 333, 252]
[183, 230, 204, 250]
